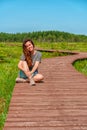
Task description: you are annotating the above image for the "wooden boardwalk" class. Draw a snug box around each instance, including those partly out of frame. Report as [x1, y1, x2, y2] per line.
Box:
[3, 52, 87, 130]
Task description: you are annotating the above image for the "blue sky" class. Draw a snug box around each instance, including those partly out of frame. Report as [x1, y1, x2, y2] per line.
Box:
[0, 0, 87, 35]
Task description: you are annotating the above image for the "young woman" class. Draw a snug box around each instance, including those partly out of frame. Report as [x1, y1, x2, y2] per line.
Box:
[16, 39, 44, 86]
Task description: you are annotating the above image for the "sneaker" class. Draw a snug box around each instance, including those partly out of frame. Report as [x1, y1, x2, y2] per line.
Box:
[16, 77, 29, 83]
[30, 78, 36, 86]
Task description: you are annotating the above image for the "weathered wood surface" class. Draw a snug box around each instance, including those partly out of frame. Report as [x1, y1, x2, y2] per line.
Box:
[4, 52, 87, 130]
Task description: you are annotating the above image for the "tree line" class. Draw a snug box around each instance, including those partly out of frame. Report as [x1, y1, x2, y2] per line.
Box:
[0, 30, 87, 43]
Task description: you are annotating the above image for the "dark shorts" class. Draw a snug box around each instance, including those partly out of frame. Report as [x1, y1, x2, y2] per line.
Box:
[19, 70, 38, 79]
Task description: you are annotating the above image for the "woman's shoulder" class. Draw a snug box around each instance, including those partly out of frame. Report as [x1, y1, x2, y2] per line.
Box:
[36, 50, 42, 56]
[20, 53, 25, 60]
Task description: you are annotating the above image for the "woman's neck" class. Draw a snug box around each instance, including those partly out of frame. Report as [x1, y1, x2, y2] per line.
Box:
[31, 49, 36, 55]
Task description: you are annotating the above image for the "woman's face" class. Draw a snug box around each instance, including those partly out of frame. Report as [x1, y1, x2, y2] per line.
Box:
[25, 41, 34, 52]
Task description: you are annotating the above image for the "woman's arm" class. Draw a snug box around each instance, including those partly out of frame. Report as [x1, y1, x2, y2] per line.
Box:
[30, 61, 40, 74]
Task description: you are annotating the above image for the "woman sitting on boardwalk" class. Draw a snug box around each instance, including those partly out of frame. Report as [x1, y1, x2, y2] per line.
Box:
[16, 39, 44, 86]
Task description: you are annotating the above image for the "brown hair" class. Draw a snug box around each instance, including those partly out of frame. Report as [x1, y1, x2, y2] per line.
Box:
[23, 39, 34, 67]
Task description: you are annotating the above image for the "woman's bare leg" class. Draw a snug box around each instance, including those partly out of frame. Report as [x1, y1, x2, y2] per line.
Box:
[33, 74, 44, 82]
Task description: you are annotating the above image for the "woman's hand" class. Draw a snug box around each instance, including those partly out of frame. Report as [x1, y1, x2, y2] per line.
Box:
[24, 70, 31, 78]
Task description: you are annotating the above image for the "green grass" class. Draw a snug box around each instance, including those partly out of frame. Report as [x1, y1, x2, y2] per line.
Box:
[0, 41, 87, 130]
[0, 43, 21, 129]
[35, 41, 87, 52]
[73, 59, 87, 76]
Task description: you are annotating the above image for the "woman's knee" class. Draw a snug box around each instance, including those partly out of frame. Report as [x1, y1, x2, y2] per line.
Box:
[34, 74, 44, 81]
[22, 61, 29, 70]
